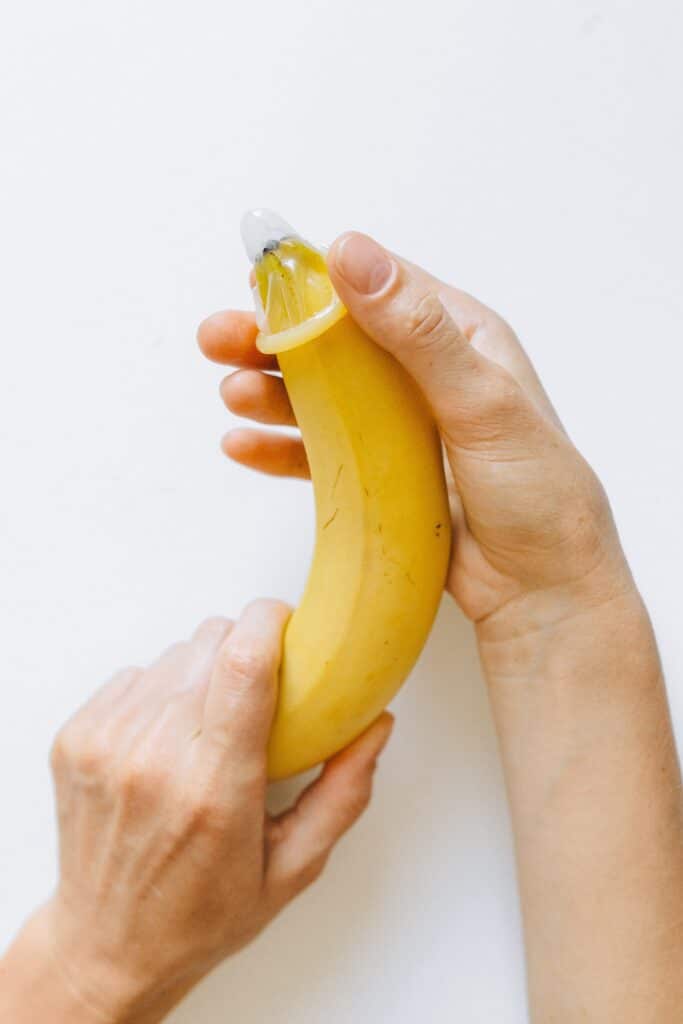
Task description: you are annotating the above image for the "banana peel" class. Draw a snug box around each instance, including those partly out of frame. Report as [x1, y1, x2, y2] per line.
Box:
[241, 210, 451, 778]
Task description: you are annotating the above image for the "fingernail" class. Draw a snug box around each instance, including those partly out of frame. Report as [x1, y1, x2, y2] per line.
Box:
[334, 233, 394, 295]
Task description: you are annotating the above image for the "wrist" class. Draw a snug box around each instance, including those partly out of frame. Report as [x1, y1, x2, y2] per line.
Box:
[0, 903, 152, 1024]
[475, 569, 666, 824]
[1, 906, 111, 1024]
[475, 558, 650, 688]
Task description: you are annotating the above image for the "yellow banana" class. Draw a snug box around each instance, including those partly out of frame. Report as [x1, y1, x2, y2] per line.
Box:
[241, 210, 451, 778]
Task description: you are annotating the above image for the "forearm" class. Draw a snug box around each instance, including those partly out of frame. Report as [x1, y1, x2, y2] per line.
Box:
[479, 586, 683, 1021]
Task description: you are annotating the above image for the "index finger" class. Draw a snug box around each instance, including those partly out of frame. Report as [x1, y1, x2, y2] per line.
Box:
[201, 599, 291, 777]
[197, 310, 279, 370]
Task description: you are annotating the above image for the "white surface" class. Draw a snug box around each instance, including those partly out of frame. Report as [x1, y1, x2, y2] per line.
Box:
[1, 1, 682, 1021]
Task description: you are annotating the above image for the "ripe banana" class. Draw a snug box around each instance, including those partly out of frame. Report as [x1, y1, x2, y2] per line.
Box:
[241, 210, 451, 779]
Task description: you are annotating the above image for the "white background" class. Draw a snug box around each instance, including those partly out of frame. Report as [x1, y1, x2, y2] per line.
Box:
[1, 1, 682, 1020]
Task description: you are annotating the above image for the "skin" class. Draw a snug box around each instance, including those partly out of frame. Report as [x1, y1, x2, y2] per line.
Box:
[2, 231, 682, 1022]
[0, 606, 393, 1023]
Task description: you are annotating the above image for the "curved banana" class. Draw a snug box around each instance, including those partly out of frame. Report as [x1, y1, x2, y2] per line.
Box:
[241, 210, 451, 779]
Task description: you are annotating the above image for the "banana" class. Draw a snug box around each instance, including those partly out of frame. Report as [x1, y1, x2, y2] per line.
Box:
[240, 210, 451, 779]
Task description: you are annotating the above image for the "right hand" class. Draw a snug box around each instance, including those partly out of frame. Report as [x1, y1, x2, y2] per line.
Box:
[197, 232, 634, 634]
[8, 603, 392, 1024]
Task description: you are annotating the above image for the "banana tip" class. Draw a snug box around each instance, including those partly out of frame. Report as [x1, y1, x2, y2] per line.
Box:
[240, 208, 298, 264]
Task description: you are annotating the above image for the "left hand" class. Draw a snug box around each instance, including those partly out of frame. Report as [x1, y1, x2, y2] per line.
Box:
[196, 244, 629, 632]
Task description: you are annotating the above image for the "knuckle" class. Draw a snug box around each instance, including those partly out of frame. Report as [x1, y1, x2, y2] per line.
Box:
[191, 796, 230, 836]
[117, 755, 161, 802]
[345, 780, 373, 820]
[202, 741, 267, 798]
[178, 784, 231, 838]
[404, 293, 452, 353]
[582, 466, 609, 513]
[225, 753, 266, 789]
[193, 616, 232, 641]
[244, 597, 292, 621]
[147, 642, 187, 674]
[562, 465, 611, 547]
[102, 665, 141, 696]
[49, 727, 74, 773]
[296, 852, 329, 890]
[219, 645, 268, 689]
[204, 615, 232, 630]
[76, 740, 111, 777]
[165, 641, 188, 660]
[478, 368, 523, 419]
[51, 722, 111, 778]
[114, 664, 142, 685]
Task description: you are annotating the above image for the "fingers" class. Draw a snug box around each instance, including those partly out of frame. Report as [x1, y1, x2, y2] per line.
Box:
[191, 615, 234, 648]
[72, 618, 237, 762]
[327, 232, 541, 452]
[182, 616, 235, 693]
[133, 617, 235, 706]
[264, 713, 394, 905]
[201, 599, 291, 776]
[197, 310, 277, 370]
[220, 369, 296, 426]
[222, 428, 310, 479]
[77, 666, 143, 718]
[219, 370, 307, 479]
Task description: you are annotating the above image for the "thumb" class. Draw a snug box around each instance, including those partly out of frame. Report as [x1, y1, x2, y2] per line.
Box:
[264, 712, 394, 906]
[328, 232, 535, 451]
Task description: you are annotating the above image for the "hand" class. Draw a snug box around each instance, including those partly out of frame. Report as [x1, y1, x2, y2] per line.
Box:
[1, 603, 393, 1024]
[198, 234, 683, 1021]
[197, 232, 633, 639]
